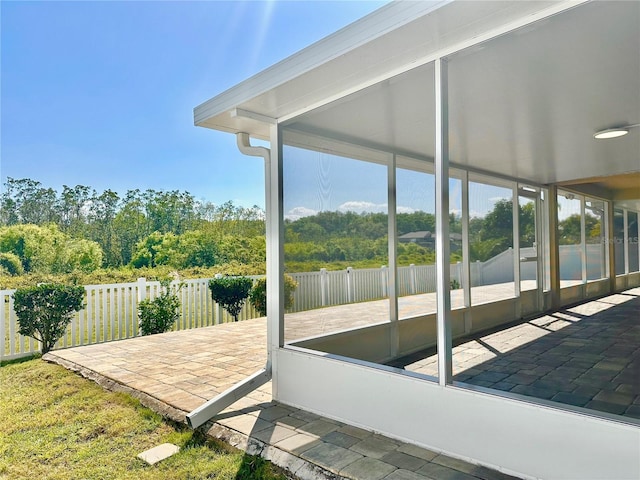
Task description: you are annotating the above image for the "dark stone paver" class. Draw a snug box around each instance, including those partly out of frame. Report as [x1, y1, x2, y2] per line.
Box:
[416, 462, 478, 480]
[550, 392, 591, 407]
[399, 289, 640, 420]
[584, 400, 627, 415]
[381, 451, 428, 471]
[322, 431, 361, 449]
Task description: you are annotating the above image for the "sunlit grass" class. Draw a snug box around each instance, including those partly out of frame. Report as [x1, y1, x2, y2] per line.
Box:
[0, 359, 290, 480]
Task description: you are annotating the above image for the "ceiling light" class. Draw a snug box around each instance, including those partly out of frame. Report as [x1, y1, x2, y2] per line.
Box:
[594, 123, 640, 139]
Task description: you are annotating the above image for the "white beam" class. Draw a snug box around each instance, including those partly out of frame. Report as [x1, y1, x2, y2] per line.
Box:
[267, 125, 285, 395]
[435, 57, 452, 385]
[186, 369, 270, 429]
[388, 154, 399, 356]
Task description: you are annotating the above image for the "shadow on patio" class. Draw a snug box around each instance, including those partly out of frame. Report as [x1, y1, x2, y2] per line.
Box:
[389, 288, 640, 420]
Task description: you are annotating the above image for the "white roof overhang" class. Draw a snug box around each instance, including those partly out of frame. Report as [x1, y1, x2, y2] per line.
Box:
[194, 0, 575, 138]
[195, 0, 639, 206]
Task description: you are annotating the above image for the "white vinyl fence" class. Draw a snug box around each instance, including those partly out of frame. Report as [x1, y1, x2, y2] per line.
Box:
[0, 244, 607, 361]
[1, 277, 261, 362]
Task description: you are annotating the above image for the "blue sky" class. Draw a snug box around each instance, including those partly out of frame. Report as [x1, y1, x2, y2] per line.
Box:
[1, 0, 386, 209]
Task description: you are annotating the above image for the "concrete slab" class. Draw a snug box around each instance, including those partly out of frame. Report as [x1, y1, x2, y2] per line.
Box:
[137, 443, 179, 465]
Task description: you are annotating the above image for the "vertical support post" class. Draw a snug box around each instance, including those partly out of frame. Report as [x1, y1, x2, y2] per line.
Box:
[580, 196, 587, 285]
[266, 124, 285, 397]
[607, 201, 616, 293]
[387, 154, 399, 356]
[435, 57, 452, 385]
[461, 170, 471, 309]
[513, 185, 521, 319]
[623, 209, 629, 275]
[548, 186, 561, 309]
[536, 191, 545, 310]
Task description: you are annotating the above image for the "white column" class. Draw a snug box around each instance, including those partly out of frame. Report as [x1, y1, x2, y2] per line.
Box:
[623, 209, 629, 275]
[461, 171, 471, 309]
[580, 196, 587, 284]
[513, 186, 521, 320]
[266, 124, 285, 397]
[387, 154, 399, 356]
[435, 57, 452, 385]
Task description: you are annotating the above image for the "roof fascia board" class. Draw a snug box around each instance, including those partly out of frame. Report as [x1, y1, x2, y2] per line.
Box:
[278, 0, 590, 124]
[194, 0, 450, 125]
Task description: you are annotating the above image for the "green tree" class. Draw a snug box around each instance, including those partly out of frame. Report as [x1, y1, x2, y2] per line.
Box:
[13, 284, 84, 354]
[209, 276, 253, 322]
[0, 178, 59, 226]
[88, 189, 121, 267]
[249, 274, 298, 316]
[0, 252, 24, 276]
[138, 279, 181, 335]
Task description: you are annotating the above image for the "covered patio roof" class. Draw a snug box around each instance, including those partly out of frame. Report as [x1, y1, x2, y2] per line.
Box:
[195, 0, 639, 207]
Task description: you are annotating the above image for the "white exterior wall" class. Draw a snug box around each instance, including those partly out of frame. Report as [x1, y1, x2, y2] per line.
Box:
[275, 347, 640, 480]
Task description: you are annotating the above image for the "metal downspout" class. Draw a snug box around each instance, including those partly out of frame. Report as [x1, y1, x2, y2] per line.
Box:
[186, 133, 272, 429]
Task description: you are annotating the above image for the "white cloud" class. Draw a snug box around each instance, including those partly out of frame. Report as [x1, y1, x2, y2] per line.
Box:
[285, 206, 318, 221]
[338, 201, 386, 214]
[397, 206, 416, 214]
[286, 202, 417, 219]
[338, 201, 416, 214]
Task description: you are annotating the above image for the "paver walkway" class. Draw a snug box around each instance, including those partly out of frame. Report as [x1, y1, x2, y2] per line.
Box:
[44, 324, 516, 480]
[43, 287, 639, 479]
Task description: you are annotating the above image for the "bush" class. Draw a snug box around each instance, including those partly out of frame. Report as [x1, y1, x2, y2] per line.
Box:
[138, 279, 181, 335]
[0, 252, 24, 276]
[249, 274, 298, 316]
[208, 276, 253, 322]
[13, 284, 84, 354]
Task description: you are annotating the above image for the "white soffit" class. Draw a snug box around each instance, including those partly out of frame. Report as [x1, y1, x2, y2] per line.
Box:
[283, 1, 640, 187]
[194, 0, 567, 137]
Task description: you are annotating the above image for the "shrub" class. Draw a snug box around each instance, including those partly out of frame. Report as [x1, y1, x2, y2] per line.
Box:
[0, 252, 24, 276]
[208, 276, 253, 322]
[138, 279, 181, 335]
[450, 279, 461, 290]
[13, 284, 84, 354]
[249, 274, 298, 316]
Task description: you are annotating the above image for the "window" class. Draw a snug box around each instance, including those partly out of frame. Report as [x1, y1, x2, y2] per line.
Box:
[469, 179, 514, 304]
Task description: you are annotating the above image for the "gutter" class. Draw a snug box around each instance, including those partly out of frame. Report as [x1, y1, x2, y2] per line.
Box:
[186, 132, 273, 429]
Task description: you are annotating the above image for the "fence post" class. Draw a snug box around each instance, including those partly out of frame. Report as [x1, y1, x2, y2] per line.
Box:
[136, 278, 146, 335]
[214, 274, 223, 324]
[346, 267, 353, 303]
[320, 268, 328, 306]
[381, 265, 388, 298]
[409, 264, 417, 294]
[0, 291, 5, 361]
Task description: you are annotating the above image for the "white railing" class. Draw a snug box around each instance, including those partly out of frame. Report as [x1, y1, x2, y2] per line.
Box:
[0, 244, 610, 361]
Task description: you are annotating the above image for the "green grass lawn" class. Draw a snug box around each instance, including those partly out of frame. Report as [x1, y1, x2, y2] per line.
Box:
[0, 358, 291, 480]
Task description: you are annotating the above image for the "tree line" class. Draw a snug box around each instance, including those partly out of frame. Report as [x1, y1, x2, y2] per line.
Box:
[0, 178, 265, 276]
[0, 178, 599, 282]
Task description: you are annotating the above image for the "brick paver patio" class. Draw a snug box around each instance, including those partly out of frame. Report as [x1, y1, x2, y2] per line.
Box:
[391, 288, 640, 419]
[44, 287, 639, 479]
